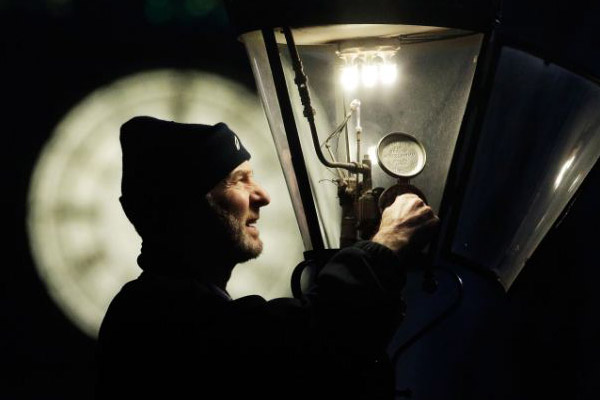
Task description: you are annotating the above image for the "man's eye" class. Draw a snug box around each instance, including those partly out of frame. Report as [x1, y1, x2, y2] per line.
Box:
[229, 172, 252, 186]
[241, 175, 253, 183]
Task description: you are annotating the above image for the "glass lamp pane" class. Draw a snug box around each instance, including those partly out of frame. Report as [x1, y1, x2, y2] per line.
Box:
[243, 26, 483, 249]
[242, 31, 314, 250]
[452, 46, 600, 289]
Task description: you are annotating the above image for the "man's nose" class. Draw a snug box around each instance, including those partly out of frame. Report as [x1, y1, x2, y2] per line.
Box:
[252, 183, 271, 207]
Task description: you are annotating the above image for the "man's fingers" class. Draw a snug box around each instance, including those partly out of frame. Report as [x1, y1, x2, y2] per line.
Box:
[384, 194, 427, 217]
[424, 214, 440, 230]
[404, 204, 435, 225]
[394, 193, 424, 208]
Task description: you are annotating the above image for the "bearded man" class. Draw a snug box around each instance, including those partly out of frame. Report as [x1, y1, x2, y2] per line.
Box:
[95, 116, 439, 400]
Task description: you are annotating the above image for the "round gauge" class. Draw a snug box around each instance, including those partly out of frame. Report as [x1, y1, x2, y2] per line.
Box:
[376, 132, 426, 178]
[26, 69, 303, 338]
[378, 183, 429, 212]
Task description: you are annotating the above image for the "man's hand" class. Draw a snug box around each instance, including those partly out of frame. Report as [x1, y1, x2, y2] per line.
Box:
[371, 194, 440, 254]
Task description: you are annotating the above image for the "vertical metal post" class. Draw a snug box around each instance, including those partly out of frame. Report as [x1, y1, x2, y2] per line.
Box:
[261, 27, 325, 251]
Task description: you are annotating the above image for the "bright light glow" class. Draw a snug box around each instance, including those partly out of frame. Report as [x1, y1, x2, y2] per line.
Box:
[554, 155, 576, 190]
[568, 173, 582, 194]
[380, 63, 398, 85]
[367, 145, 378, 165]
[338, 49, 398, 91]
[361, 64, 378, 87]
[340, 65, 359, 91]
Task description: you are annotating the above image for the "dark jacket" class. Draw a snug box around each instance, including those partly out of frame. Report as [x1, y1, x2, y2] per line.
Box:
[96, 241, 406, 400]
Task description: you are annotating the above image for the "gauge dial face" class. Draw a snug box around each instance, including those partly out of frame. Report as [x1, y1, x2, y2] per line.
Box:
[377, 132, 427, 178]
[27, 70, 303, 338]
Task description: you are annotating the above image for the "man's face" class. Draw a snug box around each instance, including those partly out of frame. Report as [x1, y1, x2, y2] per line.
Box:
[206, 161, 271, 262]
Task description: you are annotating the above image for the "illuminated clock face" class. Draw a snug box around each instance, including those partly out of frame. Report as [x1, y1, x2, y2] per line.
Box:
[27, 70, 303, 338]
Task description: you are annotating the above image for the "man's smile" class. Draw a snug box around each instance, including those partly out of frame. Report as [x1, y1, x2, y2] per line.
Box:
[245, 216, 260, 234]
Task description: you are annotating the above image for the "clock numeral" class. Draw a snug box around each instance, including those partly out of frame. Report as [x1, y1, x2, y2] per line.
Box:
[53, 203, 99, 221]
[71, 248, 106, 277]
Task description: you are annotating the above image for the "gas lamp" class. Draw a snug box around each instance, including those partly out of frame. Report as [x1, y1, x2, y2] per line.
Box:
[225, 0, 600, 294]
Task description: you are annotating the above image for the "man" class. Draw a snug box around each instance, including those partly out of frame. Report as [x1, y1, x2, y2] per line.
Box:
[96, 116, 439, 400]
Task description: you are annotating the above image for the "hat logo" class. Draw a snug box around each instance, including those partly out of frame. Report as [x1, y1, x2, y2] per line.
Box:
[234, 136, 240, 151]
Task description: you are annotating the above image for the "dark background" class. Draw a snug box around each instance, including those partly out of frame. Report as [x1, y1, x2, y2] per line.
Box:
[2, 1, 599, 399]
[1, 1, 254, 398]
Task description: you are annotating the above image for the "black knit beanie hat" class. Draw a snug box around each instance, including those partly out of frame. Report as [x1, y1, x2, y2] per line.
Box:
[119, 116, 250, 235]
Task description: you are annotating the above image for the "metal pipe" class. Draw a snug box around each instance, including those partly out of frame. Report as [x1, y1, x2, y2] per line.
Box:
[354, 100, 362, 166]
[262, 28, 325, 251]
[325, 144, 346, 181]
[282, 26, 368, 175]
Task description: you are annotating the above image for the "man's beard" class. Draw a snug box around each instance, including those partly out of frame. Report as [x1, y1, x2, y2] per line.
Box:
[206, 198, 263, 263]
